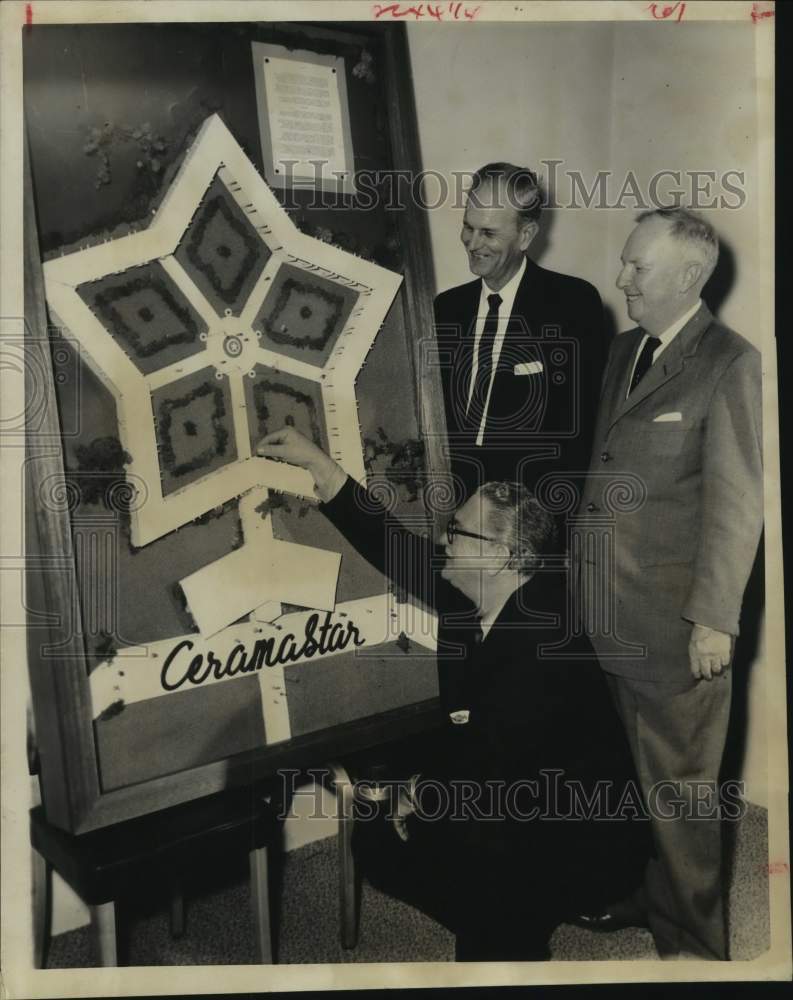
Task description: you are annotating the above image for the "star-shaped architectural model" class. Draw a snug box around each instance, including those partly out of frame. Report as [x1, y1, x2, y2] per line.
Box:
[43, 114, 403, 635]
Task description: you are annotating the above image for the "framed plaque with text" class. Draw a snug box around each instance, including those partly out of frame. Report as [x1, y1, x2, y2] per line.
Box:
[252, 41, 357, 196]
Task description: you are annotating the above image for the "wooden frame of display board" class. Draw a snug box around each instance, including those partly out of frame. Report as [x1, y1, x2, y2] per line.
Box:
[24, 22, 447, 834]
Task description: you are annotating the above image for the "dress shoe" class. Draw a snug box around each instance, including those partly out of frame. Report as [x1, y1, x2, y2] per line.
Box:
[568, 895, 649, 932]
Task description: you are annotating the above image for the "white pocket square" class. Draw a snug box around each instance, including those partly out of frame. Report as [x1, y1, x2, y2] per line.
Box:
[514, 361, 544, 376]
[653, 412, 682, 422]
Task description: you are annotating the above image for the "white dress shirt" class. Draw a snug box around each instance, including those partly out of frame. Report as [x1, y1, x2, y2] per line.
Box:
[479, 593, 511, 640]
[467, 257, 527, 445]
[626, 298, 702, 398]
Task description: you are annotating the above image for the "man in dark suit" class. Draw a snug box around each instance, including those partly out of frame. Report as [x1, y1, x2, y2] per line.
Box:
[435, 162, 606, 498]
[258, 426, 647, 962]
[576, 209, 764, 959]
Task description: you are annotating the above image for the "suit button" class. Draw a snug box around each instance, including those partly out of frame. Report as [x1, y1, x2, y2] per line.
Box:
[586, 502, 600, 513]
[600, 451, 611, 463]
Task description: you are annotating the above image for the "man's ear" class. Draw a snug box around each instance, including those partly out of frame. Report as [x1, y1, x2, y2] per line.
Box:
[519, 220, 539, 252]
[680, 260, 704, 295]
[488, 542, 512, 575]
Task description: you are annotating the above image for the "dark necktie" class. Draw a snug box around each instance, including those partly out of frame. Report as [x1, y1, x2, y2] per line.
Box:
[629, 335, 662, 394]
[469, 292, 502, 415]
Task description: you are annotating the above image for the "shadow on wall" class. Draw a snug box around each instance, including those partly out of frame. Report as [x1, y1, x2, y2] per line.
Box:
[704, 237, 737, 322]
[601, 303, 618, 352]
[721, 537, 765, 791]
[533, 203, 619, 350]
[530, 201, 553, 266]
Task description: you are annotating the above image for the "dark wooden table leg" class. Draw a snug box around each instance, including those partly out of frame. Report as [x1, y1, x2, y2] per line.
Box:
[249, 845, 273, 963]
[90, 901, 118, 966]
[169, 882, 185, 939]
[31, 848, 51, 969]
[325, 761, 358, 950]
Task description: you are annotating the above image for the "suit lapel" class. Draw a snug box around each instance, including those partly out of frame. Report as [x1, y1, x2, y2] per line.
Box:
[609, 304, 714, 428]
[449, 280, 482, 431]
[599, 330, 641, 431]
[505, 258, 539, 340]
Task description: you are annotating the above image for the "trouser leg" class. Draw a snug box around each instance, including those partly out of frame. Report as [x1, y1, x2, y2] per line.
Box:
[606, 672, 732, 960]
[353, 812, 559, 961]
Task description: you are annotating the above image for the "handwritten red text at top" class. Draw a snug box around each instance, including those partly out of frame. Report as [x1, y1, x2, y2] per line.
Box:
[373, 2, 481, 20]
[750, 2, 775, 23]
[646, 2, 686, 21]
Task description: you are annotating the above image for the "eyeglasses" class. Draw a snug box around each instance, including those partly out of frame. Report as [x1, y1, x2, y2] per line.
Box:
[446, 517, 500, 547]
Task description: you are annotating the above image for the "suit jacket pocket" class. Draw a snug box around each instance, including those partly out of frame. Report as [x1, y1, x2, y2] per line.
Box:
[636, 512, 697, 567]
[642, 425, 689, 458]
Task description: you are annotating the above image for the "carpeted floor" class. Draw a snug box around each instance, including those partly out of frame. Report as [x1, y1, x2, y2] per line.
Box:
[45, 802, 769, 967]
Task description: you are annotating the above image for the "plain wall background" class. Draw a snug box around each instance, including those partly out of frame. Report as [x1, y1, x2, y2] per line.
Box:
[406, 22, 615, 309]
[407, 21, 761, 343]
[407, 20, 768, 807]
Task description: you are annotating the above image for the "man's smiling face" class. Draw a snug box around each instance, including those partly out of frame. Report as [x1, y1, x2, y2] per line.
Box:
[460, 179, 535, 292]
[616, 215, 692, 334]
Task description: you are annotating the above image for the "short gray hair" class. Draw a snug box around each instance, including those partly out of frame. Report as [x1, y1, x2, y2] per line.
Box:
[477, 481, 557, 575]
[469, 162, 543, 224]
[637, 207, 719, 282]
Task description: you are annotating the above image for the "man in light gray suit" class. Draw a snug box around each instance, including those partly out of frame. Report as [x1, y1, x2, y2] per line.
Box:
[575, 208, 763, 959]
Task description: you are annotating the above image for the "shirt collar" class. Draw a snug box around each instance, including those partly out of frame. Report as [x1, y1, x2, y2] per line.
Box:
[478, 575, 529, 638]
[478, 255, 527, 317]
[479, 600, 506, 639]
[652, 298, 703, 347]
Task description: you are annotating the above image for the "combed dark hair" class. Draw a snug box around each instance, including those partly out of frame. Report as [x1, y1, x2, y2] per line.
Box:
[478, 481, 557, 575]
[470, 162, 543, 224]
[636, 207, 719, 280]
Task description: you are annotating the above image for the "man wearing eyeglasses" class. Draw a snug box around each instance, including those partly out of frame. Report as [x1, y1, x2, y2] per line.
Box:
[257, 426, 647, 962]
